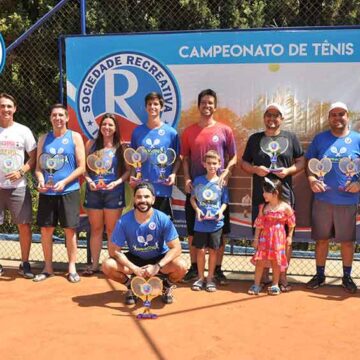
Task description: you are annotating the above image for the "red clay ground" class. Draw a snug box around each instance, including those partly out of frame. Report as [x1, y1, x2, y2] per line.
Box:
[1, 266, 360, 360]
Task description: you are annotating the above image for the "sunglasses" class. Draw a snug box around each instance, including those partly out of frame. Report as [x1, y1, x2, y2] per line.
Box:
[264, 112, 281, 118]
[329, 111, 346, 117]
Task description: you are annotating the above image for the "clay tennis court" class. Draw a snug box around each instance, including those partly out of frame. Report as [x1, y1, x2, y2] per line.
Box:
[1, 263, 360, 360]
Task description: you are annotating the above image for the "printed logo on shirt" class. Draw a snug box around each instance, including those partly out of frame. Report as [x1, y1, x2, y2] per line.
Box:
[149, 222, 157, 230]
[212, 135, 219, 143]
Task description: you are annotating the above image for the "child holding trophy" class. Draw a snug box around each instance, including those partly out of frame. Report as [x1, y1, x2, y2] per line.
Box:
[82, 113, 129, 276]
[248, 177, 295, 295]
[190, 150, 229, 292]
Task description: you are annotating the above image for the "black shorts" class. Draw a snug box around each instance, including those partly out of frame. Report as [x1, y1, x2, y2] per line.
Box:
[192, 228, 223, 249]
[153, 196, 173, 219]
[185, 193, 230, 236]
[125, 252, 166, 267]
[37, 191, 80, 228]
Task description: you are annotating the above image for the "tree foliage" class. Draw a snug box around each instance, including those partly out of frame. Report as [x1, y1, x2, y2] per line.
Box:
[1, 0, 360, 136]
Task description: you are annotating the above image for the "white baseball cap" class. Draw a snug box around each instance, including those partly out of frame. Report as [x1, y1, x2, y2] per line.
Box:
[329, 101, 348, 113]
[264, 103, 284, 116]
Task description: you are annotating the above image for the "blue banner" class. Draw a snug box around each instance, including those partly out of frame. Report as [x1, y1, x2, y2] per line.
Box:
[65, 28, 360, 242]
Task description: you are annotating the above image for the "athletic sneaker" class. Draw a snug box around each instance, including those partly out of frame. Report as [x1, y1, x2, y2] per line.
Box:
[183, 267, 198, 282]
[342, 275, 357, 294]
[214, 268, 228, 285]
[0, 264, 3, 276]
[162, 284, 176, 304]
[306, 274, 326, 289]
[18, 262, 34, 279]
[124, 290, 138, 305]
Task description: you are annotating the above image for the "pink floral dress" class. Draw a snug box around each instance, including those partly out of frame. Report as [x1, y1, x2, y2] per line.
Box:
[251, 206, 296, 272]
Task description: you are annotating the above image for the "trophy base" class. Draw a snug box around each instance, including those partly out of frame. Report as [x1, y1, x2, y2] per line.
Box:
[269, 167, 284, 173]
[202, 216, 217, 220]
[137, 313, 158, 319]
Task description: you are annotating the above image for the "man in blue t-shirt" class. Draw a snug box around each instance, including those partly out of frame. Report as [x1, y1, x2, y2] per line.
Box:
[130, 92, 181, 218]
[306, 102, 360, 294]
[102, 182, 186, 305]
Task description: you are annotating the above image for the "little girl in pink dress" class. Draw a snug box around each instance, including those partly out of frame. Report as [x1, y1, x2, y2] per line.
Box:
[248, 177, 296, 295]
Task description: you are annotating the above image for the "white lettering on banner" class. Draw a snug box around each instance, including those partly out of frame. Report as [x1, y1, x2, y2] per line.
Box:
[105, 69, 139, 123]
[179, 42, 354, 59]
[312, 41, 354, 56]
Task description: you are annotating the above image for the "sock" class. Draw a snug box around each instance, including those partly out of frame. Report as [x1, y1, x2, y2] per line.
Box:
[123, 276, 131, 289]
[215, 265, 221, 272]
[316, 265, 325, 278]
[191, 263, 197, 271]
[343, 266, 352, 277]
[162, 277, 173, 289]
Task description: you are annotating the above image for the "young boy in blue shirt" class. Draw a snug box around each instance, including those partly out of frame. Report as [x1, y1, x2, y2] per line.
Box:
[190, 150, 229, 292]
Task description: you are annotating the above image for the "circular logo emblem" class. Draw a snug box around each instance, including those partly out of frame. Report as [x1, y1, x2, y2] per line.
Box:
[212, 135, 219, 143]
[149, 222, 156, 230]
[345, 137, 352, 144]
[62, 138, 69, 145]
[77, 52, 181, 139]
[158, 129, 165, 136]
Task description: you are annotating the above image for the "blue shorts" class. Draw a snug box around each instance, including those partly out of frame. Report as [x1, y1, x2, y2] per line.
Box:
[84, 184, 125, 210]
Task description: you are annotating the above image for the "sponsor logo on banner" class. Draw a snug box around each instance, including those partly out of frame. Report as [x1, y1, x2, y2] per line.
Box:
[0, 33, 6, 73]
[77, 52, 181, 139]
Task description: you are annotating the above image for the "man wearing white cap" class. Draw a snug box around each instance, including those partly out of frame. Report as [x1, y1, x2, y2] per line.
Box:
[306, 101, 360, 293]
[242, 103, 305, 291]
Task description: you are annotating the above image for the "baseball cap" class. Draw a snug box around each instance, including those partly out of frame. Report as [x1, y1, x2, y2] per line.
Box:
[264, 103, 284, 116]
[329, 101, 348, 113]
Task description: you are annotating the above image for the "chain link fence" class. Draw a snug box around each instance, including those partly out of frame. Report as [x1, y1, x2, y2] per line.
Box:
[1, 0, 360, 277]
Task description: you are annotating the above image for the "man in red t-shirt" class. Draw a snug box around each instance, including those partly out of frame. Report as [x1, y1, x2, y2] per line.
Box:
[181, 89, 237, 284]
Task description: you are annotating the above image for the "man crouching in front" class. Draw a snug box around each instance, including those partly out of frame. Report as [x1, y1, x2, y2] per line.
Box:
[102, 182, 186, 304]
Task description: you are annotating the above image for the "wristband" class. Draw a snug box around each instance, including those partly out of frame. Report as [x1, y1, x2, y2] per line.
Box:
[19, 169, 25, 177]
[156, 262, 163, 270]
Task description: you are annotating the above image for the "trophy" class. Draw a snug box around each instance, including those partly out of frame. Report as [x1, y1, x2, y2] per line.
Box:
[131, 276, 163, 319]
[87, 150, 113, 189]
[308, 157, 332, 190]
[260, 136, 289, 172]
[338, 157, 360, 191]
[194, 182, 221, 220]
[0, 153, 22, 187]
[39, 153, 66, 189]
[149, 148, 176, 183]
[124, 146, 148, 181]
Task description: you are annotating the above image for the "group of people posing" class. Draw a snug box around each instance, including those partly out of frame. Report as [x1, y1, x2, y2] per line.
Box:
[0, 89, 359, 304]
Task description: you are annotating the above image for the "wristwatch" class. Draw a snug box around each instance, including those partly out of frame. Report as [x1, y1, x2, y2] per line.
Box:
[18, 169, 25, 177]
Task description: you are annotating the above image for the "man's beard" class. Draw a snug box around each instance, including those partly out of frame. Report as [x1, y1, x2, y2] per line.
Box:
[134, 202, 152, 213]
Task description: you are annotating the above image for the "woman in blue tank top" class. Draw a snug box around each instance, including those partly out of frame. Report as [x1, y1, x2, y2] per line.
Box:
[83, 113, 129, 275]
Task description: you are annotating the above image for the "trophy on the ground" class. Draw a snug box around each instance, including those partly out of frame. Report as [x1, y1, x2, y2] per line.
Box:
[87, 150, 113, 189]
[308, 157, 332, 190]
[39, 153, 66, 189]
[260, 136, 289, 172]
[124, 146, 148, 182]
[194, 182, 221, 220]
[338, 157, 360, 191]
[131, 276, 163, 319]
[0, 153, 22, 187]
[149, 148, 176, 183]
